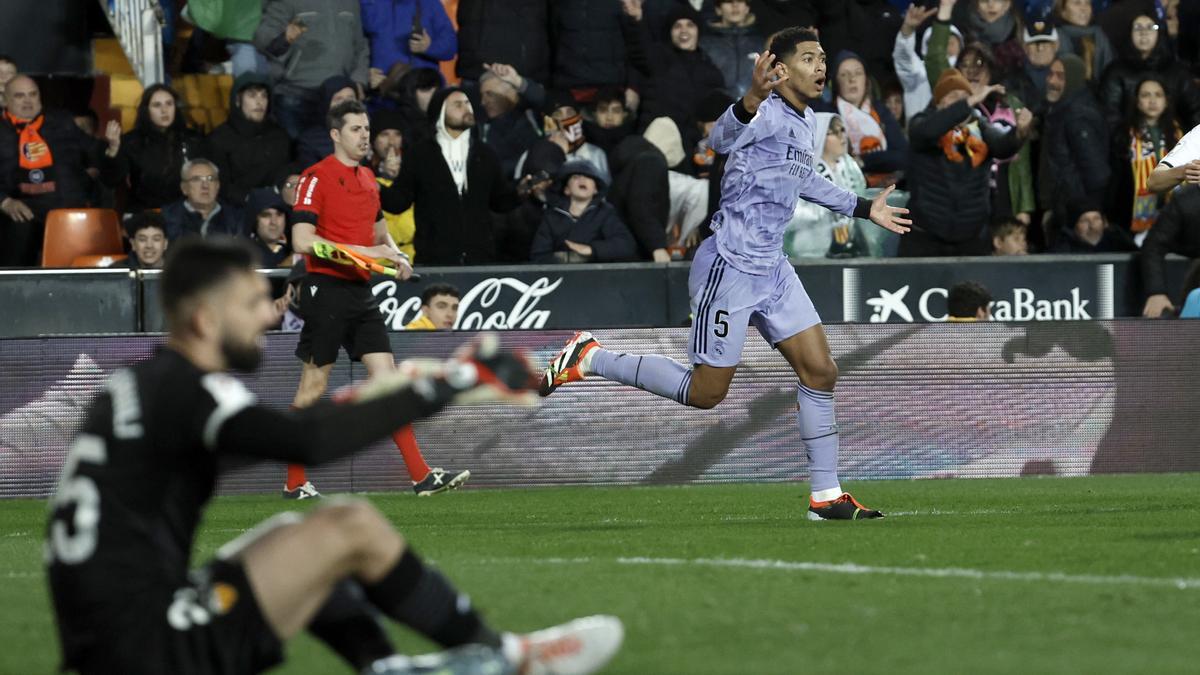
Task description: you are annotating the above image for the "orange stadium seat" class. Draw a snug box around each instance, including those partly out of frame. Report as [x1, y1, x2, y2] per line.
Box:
[41, 209, 125, 268]
[109, 74, 144, 109]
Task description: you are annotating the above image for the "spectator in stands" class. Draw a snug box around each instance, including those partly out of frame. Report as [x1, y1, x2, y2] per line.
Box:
[586, 87, 638, 156]
[1099, 14, 1200, 132]
[606, 125, 671, 262]
[895, 3, 962, 126]
[551, 0, 649, 98]
[295, 76, 360, 170]
[456, 0, 550, 85]
[370, 109, 416, 260]
[380, 88, 519, 265]
[121, 211, 168, 270]
[516, 94, 610, 184]
[1141, 185, 1200, 317]
[947, 280, 993, 320]
[902, 69, 1023, 256]
[1056, 0, 1116, 82]
[0, 56, 17, 111]
[531, 160, 636, 263]
[828, 50, 909, 187]
[642, 116, 708, 255]
[699, 0, 764, 99]
[0, 75, 99, 266]
[255, 0, 370, 137]
[206, 73, 293, 204]
[162, 159, 243, 240]
[498, 140, 564, 263]
[375, 66, 441, 144]
[1108, 76, 1182, 239]
[1052, 195, 1137, 252]
[632, 4, 725, 155]
[1039, 55, 1109, 240]
[405, 283, 460, 329]
[957, 0, 1030, 77]
[478, 63, 546, 179]
[1007, 19, 1070, 120]
[73, 109, 109, 210]
[245, 188, 292, 266]
[991, 217, 1029, 254]
[784, 113, 870, 259]
[362, 0, 457, 76]
[99, 84, 206, 214]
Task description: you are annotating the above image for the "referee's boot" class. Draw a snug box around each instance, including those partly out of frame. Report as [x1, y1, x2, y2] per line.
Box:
[807, 492, 884, 521]
[539, 331, 600, 397]
[413, 467, 471, 497]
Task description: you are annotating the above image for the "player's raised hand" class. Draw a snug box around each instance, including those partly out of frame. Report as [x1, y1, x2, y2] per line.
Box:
[745, 51, 788, 113]
[869, 185, 911, 235]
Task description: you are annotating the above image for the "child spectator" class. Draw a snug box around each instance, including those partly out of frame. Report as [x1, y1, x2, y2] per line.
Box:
[991, 217, 1029, 255]
[530, 160, 636, 263]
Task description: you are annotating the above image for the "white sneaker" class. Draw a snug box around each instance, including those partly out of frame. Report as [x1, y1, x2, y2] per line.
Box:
[510, 615, 624, 675]
[281, 481, 321, 500]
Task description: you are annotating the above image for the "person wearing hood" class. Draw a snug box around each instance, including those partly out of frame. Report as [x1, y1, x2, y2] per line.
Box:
[606, 128, 672, 262]
[514, 93, 611, 185]
[902, 68, 1024, 256]
[896, 2, 963, 125]
[1055, 0, 1116, 82]
[826, 50, 909, 187]
[380, 87, 521, 265]
[1039, 54, 1109, 239]
[784, 112, 872, 259]
[631, 4, 726, 153]
[477, 63, 546, 179]
[99, 84, 207, 214]
[699, 0, 765, 99]
[206, 73, 293, 204]
[295, 76, 360, 170]
[1051, 195, 1136, 252]
[370, 108, 417, 260]
[1099, 14, 1200, 132]
[254, 0, 370, 138]
[245, 187, 293, 266]
[530, 160, 636, 263]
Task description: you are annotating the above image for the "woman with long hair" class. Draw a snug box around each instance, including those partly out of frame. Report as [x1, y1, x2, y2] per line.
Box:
[1107, 76, 1183, 241]
[99, 84, 206, 213]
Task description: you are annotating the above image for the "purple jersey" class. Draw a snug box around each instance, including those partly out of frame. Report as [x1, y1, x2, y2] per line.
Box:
[709, 93, 859, 275]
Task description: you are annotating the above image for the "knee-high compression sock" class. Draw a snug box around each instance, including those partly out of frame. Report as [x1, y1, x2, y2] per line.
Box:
[362, 547, 502, 649]
[587, 349, 693, 405]
[797, 383, 842, 500]
[392, 425, 432, 482]
[308, 580, 396, 671]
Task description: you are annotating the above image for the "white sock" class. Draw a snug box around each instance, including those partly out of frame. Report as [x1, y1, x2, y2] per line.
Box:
[811, 486, 843, 503]
[501, 632, 524, 667]
[579, 345, 596, 375]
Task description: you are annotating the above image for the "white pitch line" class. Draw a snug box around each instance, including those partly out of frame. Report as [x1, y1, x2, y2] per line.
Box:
[469, 556, 1200, 590]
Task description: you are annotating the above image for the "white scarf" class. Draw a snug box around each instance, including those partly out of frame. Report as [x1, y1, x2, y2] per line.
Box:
[436, 100, 471, 196]
[836, 97, 887, 156]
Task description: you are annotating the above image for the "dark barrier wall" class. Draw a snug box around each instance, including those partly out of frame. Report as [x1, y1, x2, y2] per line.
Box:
[2, 323, 1197, 499]
[4, 255, 1193, 337]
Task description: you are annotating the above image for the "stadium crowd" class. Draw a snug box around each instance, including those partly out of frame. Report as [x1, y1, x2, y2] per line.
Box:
[2, 0, 1200, 312]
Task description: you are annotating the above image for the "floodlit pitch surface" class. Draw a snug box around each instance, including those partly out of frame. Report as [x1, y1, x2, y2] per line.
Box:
[3, 476, 1198, 674]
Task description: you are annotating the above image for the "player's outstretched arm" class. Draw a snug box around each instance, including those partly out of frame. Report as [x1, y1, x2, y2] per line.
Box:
[866, 185, 912, 234]
[208, 337, 538, 465]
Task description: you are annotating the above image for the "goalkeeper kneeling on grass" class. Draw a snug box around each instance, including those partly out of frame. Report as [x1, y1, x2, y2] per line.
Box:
[281, 99, 470, 500]
[45, 237, 623, 675]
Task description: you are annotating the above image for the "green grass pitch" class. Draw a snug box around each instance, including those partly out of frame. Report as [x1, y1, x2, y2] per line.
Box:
[3, 475, 1199, 674]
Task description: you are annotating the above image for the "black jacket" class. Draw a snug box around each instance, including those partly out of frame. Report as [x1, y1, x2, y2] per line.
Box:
[606, 135, 668, 257]
[206, 73, 293, 204]
[1140, 186, 1200, 298]
[161, 199, 244, 240]
[99, 126, 207, 212]
[1038, 88, 1109, 214]
[0, 109, 98, 209]
[550, 0, 649, 89]
[380, 88, 520, 266]
[1098, 38, 1200, 132]
[1050, 225, 1137, 254]
[480, 78, 547, 178]
[456, 0, 551, 84]
[635, 38, 726, 139]
[906, 101, 1021, 244]
[294, 76, 356, 171]
[699, 21, 765, 99]
[531, 162, 636, 263]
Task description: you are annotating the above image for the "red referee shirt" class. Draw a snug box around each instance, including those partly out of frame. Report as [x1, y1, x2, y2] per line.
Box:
[293, 155, 382, 282]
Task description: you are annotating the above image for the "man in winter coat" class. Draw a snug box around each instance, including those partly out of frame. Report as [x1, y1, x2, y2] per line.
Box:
[245, 187, 294, 266]
[550, 0, 651, 95]
[531, 160, 636, 263]
[162, 158, 244, 240]
[901, 69, 1023, 257]
[361, 0, 458, 75]
[255, 0, 370, 137]
[1038, 54, 1109, 234]
[0, 75, 99, 265]
[456, 0, 550, 85]
[380, 88, 520, 265]
[478, 64, 546, 179]
[699, 0, 765, 99]
[206, 73, 294, 204]
[606, 132, 671, 262]
[1051, 195, 1137, 253]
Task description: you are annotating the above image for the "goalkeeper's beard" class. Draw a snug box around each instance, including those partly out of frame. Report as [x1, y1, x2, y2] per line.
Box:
[221, 335, 263, 373]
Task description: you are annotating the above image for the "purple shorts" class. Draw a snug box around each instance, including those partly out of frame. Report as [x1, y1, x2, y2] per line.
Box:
[688, 238, 821, 367]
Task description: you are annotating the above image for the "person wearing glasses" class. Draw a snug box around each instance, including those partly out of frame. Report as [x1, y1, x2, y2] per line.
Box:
[1099, 14, 1200, 132]
[163, 159, 246, 241]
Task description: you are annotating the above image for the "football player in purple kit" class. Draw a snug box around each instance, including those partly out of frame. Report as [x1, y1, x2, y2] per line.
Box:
[539, 28, 911, 521]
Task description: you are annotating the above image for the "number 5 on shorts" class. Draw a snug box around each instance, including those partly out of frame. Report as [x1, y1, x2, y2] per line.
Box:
[714, 310, 729, 338]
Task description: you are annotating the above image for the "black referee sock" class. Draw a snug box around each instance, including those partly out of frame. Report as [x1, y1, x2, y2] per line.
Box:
[363, 547, 503, 649]
[309, 580, 396, 671]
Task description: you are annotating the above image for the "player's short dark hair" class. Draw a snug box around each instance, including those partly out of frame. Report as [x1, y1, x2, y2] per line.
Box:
[947, 281, 993, 319]
[328, 99, 368, 131]
[125, 211, 166, 239]
[161, 237, 260, 327]
[767, 27, 822, 61]
[421, 283, 460, 306]
[989, 218, 1026, 241]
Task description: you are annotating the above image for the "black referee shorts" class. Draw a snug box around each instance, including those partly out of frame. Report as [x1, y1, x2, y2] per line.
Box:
[295, 273, 392, 366]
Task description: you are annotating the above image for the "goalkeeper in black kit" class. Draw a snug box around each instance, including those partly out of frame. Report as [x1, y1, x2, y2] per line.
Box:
[45, 237, 622, 675]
